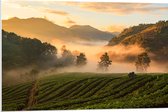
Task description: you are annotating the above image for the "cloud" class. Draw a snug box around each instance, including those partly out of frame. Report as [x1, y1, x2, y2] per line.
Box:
[4, 1, 168, 16]
[3, 1, 69, 16]
[66, 2, 168, 15]
[44, 9, 69, 16]
[65, 17, 76, 26]
[3, 0, 36, 8]
[106, 25, 126, 32]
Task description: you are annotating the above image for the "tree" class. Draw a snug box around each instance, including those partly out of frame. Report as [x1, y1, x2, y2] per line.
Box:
[128, 72, 136, 79]
[76, 53, 87, 66]
[42, 42, 57, 56]
[135, 52, 151, 72]
[98, 52, 112, 71]
[30, 69, 39, 81]
[59, 45, 75, 66]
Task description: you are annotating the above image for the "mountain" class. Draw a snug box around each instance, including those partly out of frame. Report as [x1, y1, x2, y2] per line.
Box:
[108, 20, 168, 62]
[111, 32, 120, 36]
[108, 23, 153, 46]
[69, 25, 114, 41]
[2, 17, 115, 42]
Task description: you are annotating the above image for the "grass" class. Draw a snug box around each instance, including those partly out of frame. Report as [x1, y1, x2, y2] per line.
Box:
[2, 72, 168, 110]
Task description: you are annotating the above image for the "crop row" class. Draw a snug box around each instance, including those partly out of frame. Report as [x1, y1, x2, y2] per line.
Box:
[3, 74, 168, 110]
[30, 76, 149, 109]
[2, 82, 32, 110]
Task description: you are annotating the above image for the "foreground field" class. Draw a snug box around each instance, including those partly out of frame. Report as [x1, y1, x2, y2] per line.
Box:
[2, 72, 168, 110]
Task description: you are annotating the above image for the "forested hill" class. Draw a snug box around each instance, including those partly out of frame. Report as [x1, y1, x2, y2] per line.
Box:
[108, 20, 168, 62]
[2, 30, 57, 70]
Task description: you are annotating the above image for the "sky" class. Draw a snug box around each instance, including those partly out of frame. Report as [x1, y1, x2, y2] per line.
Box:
[2, 0, 168, 32]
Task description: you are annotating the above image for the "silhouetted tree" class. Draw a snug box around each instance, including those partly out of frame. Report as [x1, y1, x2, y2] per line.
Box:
[128, 72, 136, 79]
[98, 52, 112, 71]
[59, 45, 75, 66]
[76, 53, 87, 66]
[135, 52, 151, 72]
[30, 69, 39, 81]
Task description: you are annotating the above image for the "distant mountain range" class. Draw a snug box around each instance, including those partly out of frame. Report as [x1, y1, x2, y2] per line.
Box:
[2, 17, 115, 42]
[108, 20, 168, 62]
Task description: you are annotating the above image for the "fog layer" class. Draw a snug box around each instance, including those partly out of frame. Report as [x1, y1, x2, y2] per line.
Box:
[3, 39, 168, 86]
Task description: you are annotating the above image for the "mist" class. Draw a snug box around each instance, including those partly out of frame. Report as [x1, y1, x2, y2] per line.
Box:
[50, 39, 168, 73]
[3, 39, 168, 86]
[2, 66, 35, 86]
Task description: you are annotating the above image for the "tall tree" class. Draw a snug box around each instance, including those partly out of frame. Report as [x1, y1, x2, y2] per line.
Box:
[76, 53, 87, 66]
[98, 52, 112, 71]
[135, 52, 151, 72]
[30, 69, 39, 81]
[59, 45, 75, 66]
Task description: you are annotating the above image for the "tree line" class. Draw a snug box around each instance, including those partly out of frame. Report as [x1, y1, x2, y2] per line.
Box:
[96, 52, 150, 72]
[2, 30, 88, 71]
[2, 30, 57, 70]
[59, 46, 151, 73]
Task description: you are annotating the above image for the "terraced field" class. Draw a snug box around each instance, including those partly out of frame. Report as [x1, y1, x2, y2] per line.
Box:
[2, 72, 168, 110]
[2, 82, 32, 110]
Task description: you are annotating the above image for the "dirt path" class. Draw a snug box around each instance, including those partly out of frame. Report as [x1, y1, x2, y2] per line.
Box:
[25, 80, 38, 109]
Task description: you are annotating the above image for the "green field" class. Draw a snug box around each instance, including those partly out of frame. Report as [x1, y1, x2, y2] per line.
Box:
[2, 72, 168, 110]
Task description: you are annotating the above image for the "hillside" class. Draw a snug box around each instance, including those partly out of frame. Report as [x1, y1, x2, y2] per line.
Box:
[69, 25, 113, 41]
[2, 17, 115, 42]
[108, 21, 168, 62]
[2, 73, 168, 110]
[2, 30, 57, 70]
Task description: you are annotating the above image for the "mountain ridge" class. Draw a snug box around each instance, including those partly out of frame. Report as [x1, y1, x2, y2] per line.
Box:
[2, 17, 115, 42]
[108, 20, 168, 62]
